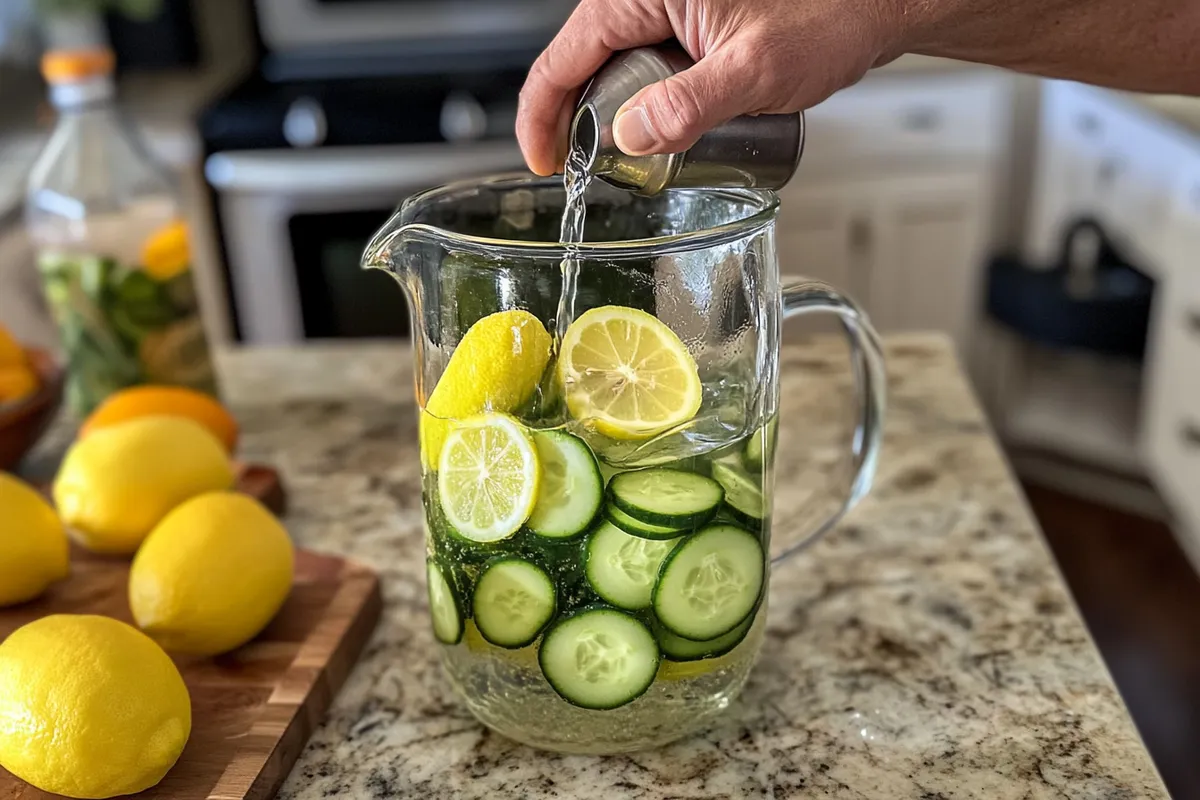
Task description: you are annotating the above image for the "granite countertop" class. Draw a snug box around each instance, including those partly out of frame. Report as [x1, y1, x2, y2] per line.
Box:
[162, 333, 1164, 799]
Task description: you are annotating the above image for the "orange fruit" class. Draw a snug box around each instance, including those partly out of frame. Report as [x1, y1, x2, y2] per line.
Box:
[80, 386, 238, 453]
[0, 364, 38, 404]
[0, 325, 25, 367]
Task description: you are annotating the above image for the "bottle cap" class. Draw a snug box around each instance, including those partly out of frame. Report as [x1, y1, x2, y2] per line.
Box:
[41, 49, 115, 85]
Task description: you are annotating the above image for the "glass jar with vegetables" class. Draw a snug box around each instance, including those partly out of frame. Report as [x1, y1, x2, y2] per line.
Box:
[24, 47, 216, 416]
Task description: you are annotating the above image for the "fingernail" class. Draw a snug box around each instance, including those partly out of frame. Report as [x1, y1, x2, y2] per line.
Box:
[614, 106, 657, 154]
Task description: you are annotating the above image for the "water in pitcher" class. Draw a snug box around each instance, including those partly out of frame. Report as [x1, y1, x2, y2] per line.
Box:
[427, 138, 776, 753]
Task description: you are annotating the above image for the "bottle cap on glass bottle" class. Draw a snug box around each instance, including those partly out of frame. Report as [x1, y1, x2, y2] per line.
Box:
[41, 48, 116, 107]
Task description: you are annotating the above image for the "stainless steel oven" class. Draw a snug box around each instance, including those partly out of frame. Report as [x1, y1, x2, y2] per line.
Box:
[200, 9, 546, 343]
[205, 141, 525, 343]
[254, 0, 575, 78]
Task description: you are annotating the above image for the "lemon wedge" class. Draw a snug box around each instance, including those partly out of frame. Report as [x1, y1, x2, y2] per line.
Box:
[557, 305, 702, 440]
[421, 309, 552, 468]
[437, 413, 541, 542]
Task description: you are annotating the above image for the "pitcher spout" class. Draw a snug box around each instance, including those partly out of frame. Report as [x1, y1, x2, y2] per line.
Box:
[362, 206, 428, 283]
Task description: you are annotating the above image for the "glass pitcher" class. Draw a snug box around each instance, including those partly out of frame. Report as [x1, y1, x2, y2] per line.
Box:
[363, 173, 885, 754]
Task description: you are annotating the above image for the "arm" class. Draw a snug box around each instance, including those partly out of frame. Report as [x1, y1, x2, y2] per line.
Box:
[906, 0, 1200, 95]
[516, 0, 1200, 176]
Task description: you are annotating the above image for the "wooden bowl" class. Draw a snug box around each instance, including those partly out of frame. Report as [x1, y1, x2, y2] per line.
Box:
[0, 348, 65, 472]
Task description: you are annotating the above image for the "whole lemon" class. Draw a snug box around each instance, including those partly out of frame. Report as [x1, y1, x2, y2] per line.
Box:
[0, 614, 191, 799]
[130, 491, 294, 656]
[420, 309, 551, 467]
[54, 416, 235, 555]
[0, 474, 69, 606]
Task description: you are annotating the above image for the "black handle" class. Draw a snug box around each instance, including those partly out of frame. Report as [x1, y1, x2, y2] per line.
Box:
[1186, 309, 1200, 336]
[1181, 422, 1200, 449]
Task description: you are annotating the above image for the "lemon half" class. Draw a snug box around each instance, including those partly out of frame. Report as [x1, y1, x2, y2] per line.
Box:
[557, 305, 703, 440]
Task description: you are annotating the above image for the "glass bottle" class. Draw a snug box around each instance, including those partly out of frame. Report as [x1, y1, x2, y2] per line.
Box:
[24, 47, 217, 417]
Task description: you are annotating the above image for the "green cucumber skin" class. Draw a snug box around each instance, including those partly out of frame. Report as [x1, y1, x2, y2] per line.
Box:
[472, 557, 557, 649]
[657, 607, 758, 661]
[537, 605, 661, 710]
[652, 524, 765, 641]
[427, 560, 465, 645]
[710, 461, 766, 525]
[742, 418, 779, 471]
[607, 468, 724, 528]
[527, 430, 604, 541]
[602, 503, 690, 541]
[715, 507, 764, 533]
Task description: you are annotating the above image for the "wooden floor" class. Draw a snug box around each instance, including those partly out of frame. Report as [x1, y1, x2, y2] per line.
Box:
[1024, 483, 1200, 800]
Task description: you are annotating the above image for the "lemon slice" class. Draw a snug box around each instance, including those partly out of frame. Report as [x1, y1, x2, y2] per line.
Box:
[557, 305, 703, 440]
[437, 413, 541, 542]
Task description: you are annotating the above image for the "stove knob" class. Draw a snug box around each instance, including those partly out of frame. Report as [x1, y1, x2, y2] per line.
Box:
[440, 92, 488, 142]
[283, 97, 327, 148]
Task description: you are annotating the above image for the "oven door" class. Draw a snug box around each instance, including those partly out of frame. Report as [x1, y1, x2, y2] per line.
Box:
[206, 141, 525, 344]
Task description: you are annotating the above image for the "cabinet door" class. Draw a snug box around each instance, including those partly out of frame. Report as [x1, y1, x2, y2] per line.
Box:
[773, 179, 867, 293]
[1143, 165, 1200, 546]
[865, 171, 991, 349]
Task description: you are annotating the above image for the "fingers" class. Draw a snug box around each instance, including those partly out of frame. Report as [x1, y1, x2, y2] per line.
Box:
[517, 0, 671, 175]
[613, 47, 761, 156]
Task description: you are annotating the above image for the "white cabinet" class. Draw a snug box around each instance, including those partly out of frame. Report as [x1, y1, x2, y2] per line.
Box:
[865, 171, 989, 344]
[773, 69, 1009, 362]
[777, 169, 991, 354]
[1143, 163, 1200, 554]
[1026, 81, 1191, 274]
[774, 178, 863, 295]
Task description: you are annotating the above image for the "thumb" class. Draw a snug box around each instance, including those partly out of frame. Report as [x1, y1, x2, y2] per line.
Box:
[613, 51, 757, 156]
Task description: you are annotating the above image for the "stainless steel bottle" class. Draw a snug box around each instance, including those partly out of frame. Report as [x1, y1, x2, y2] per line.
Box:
[572, 44, 805, 195]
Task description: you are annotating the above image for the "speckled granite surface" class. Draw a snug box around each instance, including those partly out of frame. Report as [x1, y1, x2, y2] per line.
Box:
[26, 333, 1168, 799]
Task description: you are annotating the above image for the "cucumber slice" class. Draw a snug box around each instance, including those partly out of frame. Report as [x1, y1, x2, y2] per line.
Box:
[527, 430, 603, 540]
[472, 558, 557, 648]
[538, 607, 660, 709]
[603, 503, 688, 540]
[427, 560, 464, 645]
[608, 468, 724, 528]
[653, 524, 764, 641]
[657, 608, 756, 661]
[585, 521, 681, 610]
[711, 460, 766, 525]
[743, 418, 778, 471]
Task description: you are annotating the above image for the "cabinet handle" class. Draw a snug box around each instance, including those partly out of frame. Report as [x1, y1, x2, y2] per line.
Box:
[849, 218, 872, 254]
[1097, 156, 1124, 187]
[1180, 422, 1200, 449]
[1076, 112, 1101, 137]
[901, 106, 942, 132]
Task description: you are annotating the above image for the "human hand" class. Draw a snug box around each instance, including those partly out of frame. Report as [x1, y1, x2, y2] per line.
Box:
[516, 0, 910, 175]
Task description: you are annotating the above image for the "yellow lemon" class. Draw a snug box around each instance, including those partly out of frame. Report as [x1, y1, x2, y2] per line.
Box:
[141, 220, 191, 281]
[0, 614, 191, 799]
[420, 309, 551, 468]
[0, 474, 69, 606]
[53, 416, 235, 555]
[129, 491, 294, 656]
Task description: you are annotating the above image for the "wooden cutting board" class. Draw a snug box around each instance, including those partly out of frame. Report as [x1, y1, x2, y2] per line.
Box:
[2, 466, 382, 799]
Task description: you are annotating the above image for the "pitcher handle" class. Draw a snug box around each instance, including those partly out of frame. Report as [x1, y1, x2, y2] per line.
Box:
[772, 279, 887, 565]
